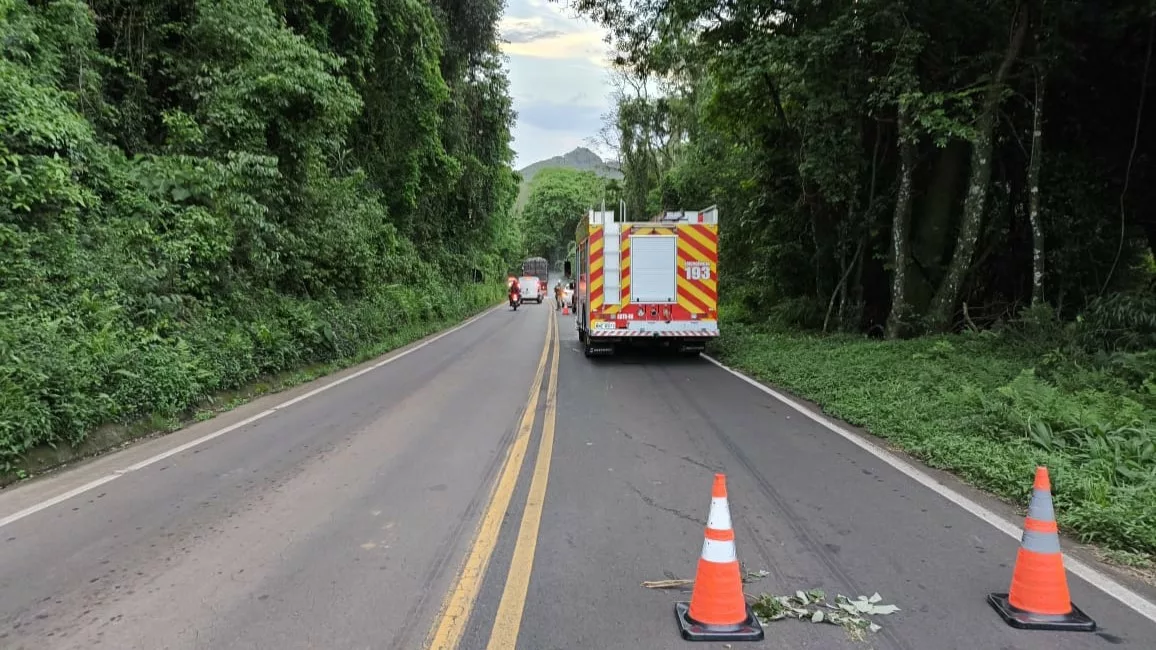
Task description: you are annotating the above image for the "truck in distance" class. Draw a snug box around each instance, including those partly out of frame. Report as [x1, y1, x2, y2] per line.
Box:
[521, 256, 549, 297]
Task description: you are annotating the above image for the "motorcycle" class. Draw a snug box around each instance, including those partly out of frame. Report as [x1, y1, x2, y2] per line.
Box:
[509, 292, 521, 310]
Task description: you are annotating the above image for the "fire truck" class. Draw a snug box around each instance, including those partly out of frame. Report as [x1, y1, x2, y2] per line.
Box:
[572, 206, 719, 357]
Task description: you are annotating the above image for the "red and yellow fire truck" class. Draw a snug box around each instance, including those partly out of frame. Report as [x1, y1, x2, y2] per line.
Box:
[573, 206, 719, 357]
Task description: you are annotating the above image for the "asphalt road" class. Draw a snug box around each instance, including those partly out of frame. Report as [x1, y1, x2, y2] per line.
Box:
[1, 302, 1153, 649]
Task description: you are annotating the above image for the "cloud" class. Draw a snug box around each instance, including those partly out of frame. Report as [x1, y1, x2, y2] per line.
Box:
[498, 13, 609, 68]
[502, 25, 566, 43]
[505, 54, 611, 168]
[501, 0, 614, 168]
[499, 16, 566, 44]
[504, 33, 608, 68]
[516, 101, 604, 135]
[505, 54, 608, 107]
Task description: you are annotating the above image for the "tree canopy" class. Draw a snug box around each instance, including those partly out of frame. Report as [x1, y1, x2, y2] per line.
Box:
[565, 0, 1156, 338]
[0, 0, 518, 466]
[518, 167, 613, 262]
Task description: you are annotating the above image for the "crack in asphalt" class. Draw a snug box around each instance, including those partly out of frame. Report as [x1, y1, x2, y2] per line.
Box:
[626, 482, 703, 526]
[618, 427, 720, 472]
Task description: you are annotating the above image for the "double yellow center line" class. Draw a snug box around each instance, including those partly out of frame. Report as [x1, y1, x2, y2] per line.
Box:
[426, 312, 560, 650]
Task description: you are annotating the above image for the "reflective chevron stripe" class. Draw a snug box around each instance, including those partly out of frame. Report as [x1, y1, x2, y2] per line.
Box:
[587, 330, 720, 337]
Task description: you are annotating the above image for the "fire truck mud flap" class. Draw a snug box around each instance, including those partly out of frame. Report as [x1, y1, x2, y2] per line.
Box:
[583, 340, 616, 357]
[678, 339, 707, 355]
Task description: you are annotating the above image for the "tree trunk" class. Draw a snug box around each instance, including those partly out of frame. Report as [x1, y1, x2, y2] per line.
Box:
[1028, 66, 1046, 305]
[1101, 12, 1154, 295]
[886, 102, 917, 339]
[851, 228, 868, 327]
[825, 238, 863, 333]
[810, 203, 839, 302]
[913, 140, 968, 287]
[928, 4, 1029, 329]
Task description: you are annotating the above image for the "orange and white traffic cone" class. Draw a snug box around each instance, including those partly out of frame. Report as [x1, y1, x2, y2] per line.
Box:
[988, 467, 1096, 631]
[674, 473, 764, 642]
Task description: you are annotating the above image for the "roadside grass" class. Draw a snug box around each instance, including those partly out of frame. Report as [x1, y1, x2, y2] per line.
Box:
[709, 324, 1156, 559]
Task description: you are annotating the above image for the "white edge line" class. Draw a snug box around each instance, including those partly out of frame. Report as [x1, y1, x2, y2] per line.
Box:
[0, 304, 503, 530]
[702, 354, 1156, 625]
[0, 474, 120, 528]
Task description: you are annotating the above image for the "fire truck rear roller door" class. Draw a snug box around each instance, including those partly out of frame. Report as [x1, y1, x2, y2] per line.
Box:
[604, 224, 621, 305]
[631, 235, 678, 304]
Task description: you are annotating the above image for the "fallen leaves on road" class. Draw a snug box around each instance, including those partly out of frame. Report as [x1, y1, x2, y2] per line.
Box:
[751, 589, 900, 640]
[641, 570, 898, 641]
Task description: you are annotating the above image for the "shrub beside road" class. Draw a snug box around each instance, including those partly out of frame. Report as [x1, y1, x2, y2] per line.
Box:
[711, 321, 1156, 563]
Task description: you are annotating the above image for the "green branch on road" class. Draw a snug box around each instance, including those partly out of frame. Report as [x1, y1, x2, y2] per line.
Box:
[642, 573, 900, 640]
[751, 590, 900, 640]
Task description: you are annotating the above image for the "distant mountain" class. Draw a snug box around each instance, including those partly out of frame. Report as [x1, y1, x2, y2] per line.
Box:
[517, 147, 623, 184]
[514, 147, 622, 212]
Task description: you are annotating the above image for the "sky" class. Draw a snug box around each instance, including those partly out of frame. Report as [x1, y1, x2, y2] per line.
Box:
[498, 0, 613, 169]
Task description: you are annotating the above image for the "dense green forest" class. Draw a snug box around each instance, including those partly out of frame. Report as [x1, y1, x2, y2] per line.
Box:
[518, 167, 611, 262]
[0, 0, 518, 468]
[513, 145, 619, 212]
[571, 0, 1156, 333]
[564, 0, 1156, 559]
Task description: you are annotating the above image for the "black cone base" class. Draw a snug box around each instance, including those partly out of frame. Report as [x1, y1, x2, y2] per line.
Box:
[988, 593, 1096, 632]
[674, 602, 765, 642]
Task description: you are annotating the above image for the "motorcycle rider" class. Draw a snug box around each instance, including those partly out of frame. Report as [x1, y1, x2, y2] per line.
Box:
[508, 278, 522, 306]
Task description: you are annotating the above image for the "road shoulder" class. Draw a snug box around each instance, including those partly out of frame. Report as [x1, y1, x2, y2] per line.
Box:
[0, 304, 504, 521]
[703, 353, 1156, 613]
